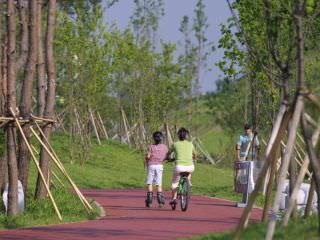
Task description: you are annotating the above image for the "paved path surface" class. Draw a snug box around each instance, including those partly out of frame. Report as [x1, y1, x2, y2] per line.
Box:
[0, 189, 262, 240]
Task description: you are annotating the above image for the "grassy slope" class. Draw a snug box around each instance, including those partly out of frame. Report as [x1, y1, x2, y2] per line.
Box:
[172, 100, 233, 161]
[51, 135, 239, 200]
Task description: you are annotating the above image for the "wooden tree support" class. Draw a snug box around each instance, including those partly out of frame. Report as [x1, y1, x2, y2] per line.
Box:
[282, 117, 320, 225]
[33, 122, 93, 211]
[89, 108, 101, 145]
[97, 112, 108, 139]
[234, 103, 291, 240]
[10, 108, 62, 220]
[30, 144, 65, 187]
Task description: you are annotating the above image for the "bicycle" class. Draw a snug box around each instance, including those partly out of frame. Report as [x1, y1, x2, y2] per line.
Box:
[170, 172, 191, 212]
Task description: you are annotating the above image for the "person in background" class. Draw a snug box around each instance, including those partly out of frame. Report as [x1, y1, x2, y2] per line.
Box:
[236, 123, 260, 161]
[145, 131, 168, 208]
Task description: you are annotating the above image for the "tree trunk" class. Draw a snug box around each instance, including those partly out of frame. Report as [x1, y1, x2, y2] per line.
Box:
[35, 0, 57, 199]
[17, 0, 29, 71]
[0, 17, 8, 188]
[36, 0, 45, 117]
[0, 37, 7, 114]
[6, 0, 18, 216]
[18, 0, 37, 195]
[289, 148, 297, 217]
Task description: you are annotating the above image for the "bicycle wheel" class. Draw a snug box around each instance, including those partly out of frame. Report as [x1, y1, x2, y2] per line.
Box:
[180, 177, 190, 211]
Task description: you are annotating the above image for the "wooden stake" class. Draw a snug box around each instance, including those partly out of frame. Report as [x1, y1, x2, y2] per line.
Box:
[266, 97, 304, 240]
[89, 108, 101, 145]
[121, 108, 131, 146]
[30, 126, 90, 211]
[304, 177, 316, 218]
[262, 150, 277, 222]
[10, 108, 62, 220]
[33, 122, 92, 211]
[30, 144, 65, 187]
[97, 112, 108, 139]
[301, 113, 320, 232]
[234, 103, 291, 240]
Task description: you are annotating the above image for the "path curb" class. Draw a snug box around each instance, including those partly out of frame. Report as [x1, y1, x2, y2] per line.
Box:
[94, 200, 106, 218]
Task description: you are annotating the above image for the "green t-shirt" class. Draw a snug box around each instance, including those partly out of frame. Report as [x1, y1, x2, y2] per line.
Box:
[170, 140, 195, 166]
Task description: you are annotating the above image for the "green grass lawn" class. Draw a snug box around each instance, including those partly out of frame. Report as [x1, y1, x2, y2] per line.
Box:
[189, 216, 319, 240]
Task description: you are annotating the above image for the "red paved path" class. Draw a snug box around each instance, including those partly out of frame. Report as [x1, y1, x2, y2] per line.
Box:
[0, 189, 262, 240]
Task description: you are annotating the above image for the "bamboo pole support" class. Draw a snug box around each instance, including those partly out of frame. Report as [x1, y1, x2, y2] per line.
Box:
[121, 108, 131, 145]
[97, 112, 108, 139]
[30, 126, 90, 212]
[265, 97, 304, 240]
[10, 108, 62, 220]
[89, 108, 101, 145]
[30, 114, 55, 123]
[304, 177, 316, 217]
[262, 150, 277, 222]
[301, 113, 320, 232]
[33, 122, 92, 211]
[281, 141, 312, 178]
[234, 104, 291, 240]
[95, 114, 105, 139]
[30, 144, 65, 187]
[306, 93, 320, 110]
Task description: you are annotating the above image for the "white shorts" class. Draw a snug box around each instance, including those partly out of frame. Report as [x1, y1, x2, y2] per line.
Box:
[171, 165, 195, 189]
[146, 164, 163, 186]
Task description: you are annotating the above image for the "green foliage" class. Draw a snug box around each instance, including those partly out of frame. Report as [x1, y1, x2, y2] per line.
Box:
[131, 0, 165, 45]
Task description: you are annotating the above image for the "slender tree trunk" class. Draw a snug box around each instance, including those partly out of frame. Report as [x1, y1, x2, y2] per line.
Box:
[0, 16, 7, 188]
[195, 43, 201, 137]
[6, 0, 18, 216]
[1, 37, 7, 114]
[17, 0, 28, 71]
[289, 148, 297, 217]
[35, 0, 57, 199]
[18, 0, 37, 195]
[36, 0, 45, 117]
[0, 27, 8, 192]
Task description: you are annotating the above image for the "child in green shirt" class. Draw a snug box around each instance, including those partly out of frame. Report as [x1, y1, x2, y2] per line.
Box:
[168, 128, 196, 206]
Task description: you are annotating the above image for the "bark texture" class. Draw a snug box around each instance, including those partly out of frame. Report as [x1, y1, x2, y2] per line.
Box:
[6, 0, 18, 216]
[18, 0, 38, 194]
[35, 0, 57, 199]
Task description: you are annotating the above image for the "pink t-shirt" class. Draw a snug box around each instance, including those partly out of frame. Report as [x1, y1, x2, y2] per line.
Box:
[147, 144, 168, 165]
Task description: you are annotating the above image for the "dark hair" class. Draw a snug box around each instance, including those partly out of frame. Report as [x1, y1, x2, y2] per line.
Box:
[244, 123, 251, 130]
[153, 131, 163, 145]
[177, 128, 189, 141]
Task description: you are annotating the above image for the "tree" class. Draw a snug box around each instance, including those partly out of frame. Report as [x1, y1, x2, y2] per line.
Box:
[6, 0, 18, 216]
[18, 0, 37, 195]
[37, 0, 46, 117]
[35, 0, 57, 199]
[192, 0, 214, 137]
[131, 0, 164, 47]
[179, 15, 197, 127]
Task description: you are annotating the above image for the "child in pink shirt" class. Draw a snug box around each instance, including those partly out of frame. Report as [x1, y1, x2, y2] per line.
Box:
[145, 131, 168, 208]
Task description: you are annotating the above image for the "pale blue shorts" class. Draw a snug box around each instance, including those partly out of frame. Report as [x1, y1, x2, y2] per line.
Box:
[146, 164, 163, 185]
